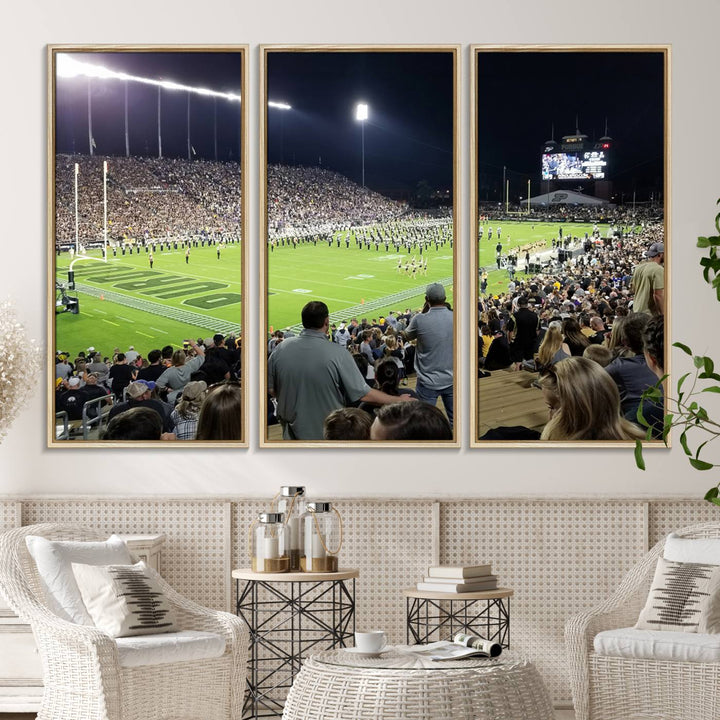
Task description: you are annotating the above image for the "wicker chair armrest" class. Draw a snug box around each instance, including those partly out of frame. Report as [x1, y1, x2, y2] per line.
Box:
[565, 539, 664, 720]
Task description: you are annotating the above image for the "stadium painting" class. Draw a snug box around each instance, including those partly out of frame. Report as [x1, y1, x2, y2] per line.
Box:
[261, 46, 459, 446]
[49, 46, 248, 446]
[471, 46, 669, 447]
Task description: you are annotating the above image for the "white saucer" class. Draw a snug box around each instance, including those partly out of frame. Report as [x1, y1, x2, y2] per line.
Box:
[343, 647, 390, 657]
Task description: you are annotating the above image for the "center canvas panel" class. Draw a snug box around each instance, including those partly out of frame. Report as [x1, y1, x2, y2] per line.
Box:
[261, 47, 459, 446]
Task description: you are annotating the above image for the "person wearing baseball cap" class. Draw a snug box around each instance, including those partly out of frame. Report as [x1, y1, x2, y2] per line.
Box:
[632, 241, 664, 314]
[107, 381, 174, 433]
[402, 283, 454, 429]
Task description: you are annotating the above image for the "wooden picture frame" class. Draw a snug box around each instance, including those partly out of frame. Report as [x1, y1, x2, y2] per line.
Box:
[260, 45, 460, 447]
[470, 45, 670, 447]
[48, 45, 249, 447]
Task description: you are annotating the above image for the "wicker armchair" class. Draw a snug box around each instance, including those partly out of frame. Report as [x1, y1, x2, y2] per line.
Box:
[566, 521, 720, 720]
[0, 523, 248, 720]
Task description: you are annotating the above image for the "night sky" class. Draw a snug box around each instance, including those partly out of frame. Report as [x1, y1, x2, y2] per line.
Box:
[266, 51, 455, 196]
[55, 51, 244, 161]
[477, 51, 665, 203]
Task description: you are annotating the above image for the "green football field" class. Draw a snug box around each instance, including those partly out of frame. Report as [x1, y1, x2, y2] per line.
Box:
[54, 220, 613, 358]
[55, 243, 242, 357]
[267, 229, 454, 332]
[477, 219, 596, 296]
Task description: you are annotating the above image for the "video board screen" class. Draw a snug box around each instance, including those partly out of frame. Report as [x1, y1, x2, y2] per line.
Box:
[541, 151, 607, 180]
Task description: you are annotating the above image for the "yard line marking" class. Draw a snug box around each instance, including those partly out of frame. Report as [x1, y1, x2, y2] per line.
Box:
[150, 327, 168, 334]
[94, 309, 107, 315]
[116, 316, 135, 323]
[102, 319, 120, 326]
[137, 331, 153, 338]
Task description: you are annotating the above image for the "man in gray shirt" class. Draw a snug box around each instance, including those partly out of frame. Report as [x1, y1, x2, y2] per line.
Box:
[268, 301, 414, 440]
[404, 283, 454, 427]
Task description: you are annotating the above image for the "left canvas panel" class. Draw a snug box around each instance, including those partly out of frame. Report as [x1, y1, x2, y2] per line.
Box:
[49, 47, 248, 446]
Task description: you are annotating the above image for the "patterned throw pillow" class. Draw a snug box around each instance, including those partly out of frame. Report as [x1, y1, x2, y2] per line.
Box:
[71, 561, 178, 638]
[635, 557, 720, 633]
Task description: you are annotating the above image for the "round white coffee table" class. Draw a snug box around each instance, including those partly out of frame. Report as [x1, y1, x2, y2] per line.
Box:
[282, 647, 554, 720]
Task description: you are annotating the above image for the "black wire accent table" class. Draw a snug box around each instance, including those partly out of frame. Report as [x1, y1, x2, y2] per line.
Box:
[404, 588, 513, 648]
[233, 568, 359, 719]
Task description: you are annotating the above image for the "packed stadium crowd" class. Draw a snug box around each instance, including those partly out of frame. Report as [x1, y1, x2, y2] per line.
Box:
[55, 155, 243, 246]
[267, 165, 407, 237]
[267, 289, 454, 441]
[477, 213, 666, 442]
[55, 333, 242, 441]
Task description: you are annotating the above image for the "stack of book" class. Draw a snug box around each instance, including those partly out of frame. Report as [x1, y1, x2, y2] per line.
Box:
[416, 564, 498, 593]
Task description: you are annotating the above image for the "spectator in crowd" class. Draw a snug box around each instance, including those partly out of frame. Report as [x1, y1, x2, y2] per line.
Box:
[195, 381, 243, 441]
[137, 349, 165, 382]
[55, 354, 72, 381]
[108, 353, 136, 399]
[323, 407, 372, 440]
[483, 325, 512, 371]
[268, 301, 414, 440]
[156, 340, 205, 404]
[535, 323, 570, 369]
[403, 283, 454, 426]
[86, 351, 109, 385]
[604, 313, 663, 430]
[107, 381, 174, 433]
[80, 373, 112, 417]
[370, 401, 453, 441]
[642, 314, 665, 381]
[538, 357, 645, 441]
[562, 317, 590, 356]
[170, 380, 208, 440]
[583, 344, 613, 368]
[632, 242, 665, 314]
[103, 406, 176, 441]
[509, 296, 539, 370]
[57, 377, 85, 421]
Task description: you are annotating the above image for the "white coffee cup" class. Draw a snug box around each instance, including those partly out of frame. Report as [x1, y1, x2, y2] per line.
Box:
[354, 630, 387, 654]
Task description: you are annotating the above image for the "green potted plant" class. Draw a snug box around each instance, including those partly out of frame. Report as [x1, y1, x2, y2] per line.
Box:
[635, 199, 720, 507]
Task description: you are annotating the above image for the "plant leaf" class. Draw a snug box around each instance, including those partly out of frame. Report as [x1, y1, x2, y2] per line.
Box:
[689, 458, 714, 471]
[694, 356, 705, 369]
[702, 386, 720, 393]
[705, 487, 720, 501]
[680, 431, 691, 456]
[634, 440, 646, 471]
[673, 342, 692, 356]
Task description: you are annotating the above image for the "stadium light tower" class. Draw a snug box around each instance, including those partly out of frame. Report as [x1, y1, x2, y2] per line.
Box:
[355, 102, 369, 187]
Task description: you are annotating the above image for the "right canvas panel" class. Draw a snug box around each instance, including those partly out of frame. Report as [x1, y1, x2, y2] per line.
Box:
[471, 46, 669, 446]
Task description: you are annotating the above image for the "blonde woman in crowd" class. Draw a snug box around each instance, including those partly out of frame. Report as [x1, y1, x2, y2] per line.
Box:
[538, 357, 644, 441]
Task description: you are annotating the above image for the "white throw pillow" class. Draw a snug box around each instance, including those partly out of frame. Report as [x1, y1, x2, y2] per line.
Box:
[25, 534, 133, 624]
[635, 557, 720, 633]
[71, 560, 178, 638]
[664, 532, 720, 565]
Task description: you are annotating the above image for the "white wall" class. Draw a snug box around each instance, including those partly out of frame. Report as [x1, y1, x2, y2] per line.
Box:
[1, 0, 718, 498]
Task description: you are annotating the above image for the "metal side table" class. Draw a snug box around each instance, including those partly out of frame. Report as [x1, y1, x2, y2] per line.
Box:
[234, 568, 359, 719]
[404, 587, 513, 647]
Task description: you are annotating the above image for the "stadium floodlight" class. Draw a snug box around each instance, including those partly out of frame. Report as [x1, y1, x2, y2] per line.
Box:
[355, 103, 369, 187]
[55, 54, 242, 102]
[268, 101, 292, 110]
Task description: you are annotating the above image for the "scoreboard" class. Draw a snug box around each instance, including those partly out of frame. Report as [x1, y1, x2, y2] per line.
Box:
[541, 134, 612, 181]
